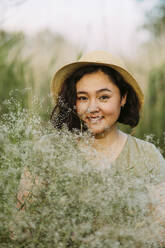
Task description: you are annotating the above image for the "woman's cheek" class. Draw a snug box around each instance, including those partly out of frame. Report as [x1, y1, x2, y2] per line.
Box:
[102, 102, 121, 116]
[101, 103, 116, 114]
[76, 102, 87, 117]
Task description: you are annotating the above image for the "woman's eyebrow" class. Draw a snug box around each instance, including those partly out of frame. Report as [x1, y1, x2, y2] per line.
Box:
[77, 91, 87, 95]
[96, 88, 112, 93]
[77, 88, 112, 95]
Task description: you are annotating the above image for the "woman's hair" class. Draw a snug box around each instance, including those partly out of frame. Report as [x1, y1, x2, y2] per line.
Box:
[50, 65, 140, 131]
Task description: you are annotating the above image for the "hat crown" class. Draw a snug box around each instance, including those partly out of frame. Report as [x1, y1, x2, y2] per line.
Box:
[79, 50, 126, 69]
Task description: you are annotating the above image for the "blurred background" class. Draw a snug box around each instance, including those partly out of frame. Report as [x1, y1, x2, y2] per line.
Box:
[0, 0, 165, 153]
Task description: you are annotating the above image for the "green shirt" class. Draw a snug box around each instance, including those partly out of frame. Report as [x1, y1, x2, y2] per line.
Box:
[112, 135, 165, 185]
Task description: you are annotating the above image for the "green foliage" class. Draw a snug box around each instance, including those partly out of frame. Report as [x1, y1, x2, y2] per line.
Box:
[136, 64, 165, 155]
[0, 30, 33, 114]
[146, 65, 165, 135]
[0, 30, 53, 121]
[142, 0, 165, 37]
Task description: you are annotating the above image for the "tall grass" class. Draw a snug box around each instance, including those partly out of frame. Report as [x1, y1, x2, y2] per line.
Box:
[136, 63, 165, 156]
[121, 36, 165, 155]
[0, 30, 53, 121]
[0, 30, 32, 113]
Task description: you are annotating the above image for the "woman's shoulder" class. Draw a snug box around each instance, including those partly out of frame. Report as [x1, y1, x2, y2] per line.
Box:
[129, 135, 161, 153]
[127, 135, 165, 183]
[128, 135, 165, 164]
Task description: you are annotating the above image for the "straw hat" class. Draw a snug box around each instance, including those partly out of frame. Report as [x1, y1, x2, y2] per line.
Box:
[51, 50, 144, 108]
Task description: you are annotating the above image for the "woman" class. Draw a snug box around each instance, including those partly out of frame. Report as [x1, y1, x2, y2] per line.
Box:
[50, 50, 165, 171]
[50, 50, 165, 239]
[16, 50, 165, 246]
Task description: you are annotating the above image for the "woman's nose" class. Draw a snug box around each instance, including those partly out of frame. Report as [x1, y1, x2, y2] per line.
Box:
[87, 99, 99, 113]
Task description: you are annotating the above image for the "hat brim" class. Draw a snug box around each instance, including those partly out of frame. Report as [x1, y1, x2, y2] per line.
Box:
[51, 61, 144, 109]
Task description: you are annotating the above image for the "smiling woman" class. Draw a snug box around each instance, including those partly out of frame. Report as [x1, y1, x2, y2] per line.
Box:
[50, 51, 165, 163]
[50, 51, 142, 162]
[50, 51, 165, 234]
[17, 51, 165, 246]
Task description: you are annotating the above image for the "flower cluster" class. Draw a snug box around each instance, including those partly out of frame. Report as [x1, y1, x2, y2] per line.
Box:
[0, 98, 164, 248]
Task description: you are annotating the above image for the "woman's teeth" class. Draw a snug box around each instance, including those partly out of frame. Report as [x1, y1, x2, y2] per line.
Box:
[88, 116, 103, 123]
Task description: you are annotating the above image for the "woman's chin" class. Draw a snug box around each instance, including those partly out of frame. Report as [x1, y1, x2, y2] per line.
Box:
[85, 122, 114, 137]
[88, 126, 109, 136]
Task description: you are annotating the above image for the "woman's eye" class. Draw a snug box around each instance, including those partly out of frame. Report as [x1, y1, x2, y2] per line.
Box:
[77, 96, 88, 101]
[99, 95, 110, 100]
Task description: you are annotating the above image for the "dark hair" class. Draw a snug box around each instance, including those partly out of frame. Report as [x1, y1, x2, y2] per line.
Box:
[50, 65, 140, 131]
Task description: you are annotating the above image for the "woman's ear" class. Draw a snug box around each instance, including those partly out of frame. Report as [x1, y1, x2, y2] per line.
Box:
[121, 93, 127, 107]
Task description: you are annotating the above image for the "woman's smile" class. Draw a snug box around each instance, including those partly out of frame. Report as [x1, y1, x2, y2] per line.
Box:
[86, 115, 104, 124]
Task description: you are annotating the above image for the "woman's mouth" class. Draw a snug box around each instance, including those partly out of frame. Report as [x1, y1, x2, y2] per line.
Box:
[87, 116, 104, 123]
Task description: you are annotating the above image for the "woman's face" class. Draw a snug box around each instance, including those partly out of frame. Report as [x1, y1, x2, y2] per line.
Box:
[76, 70, 127, 135]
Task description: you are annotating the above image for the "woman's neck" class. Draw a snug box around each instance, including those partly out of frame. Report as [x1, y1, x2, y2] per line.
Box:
[92, 125, 120, 150]
[90, 125, 127, 162]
